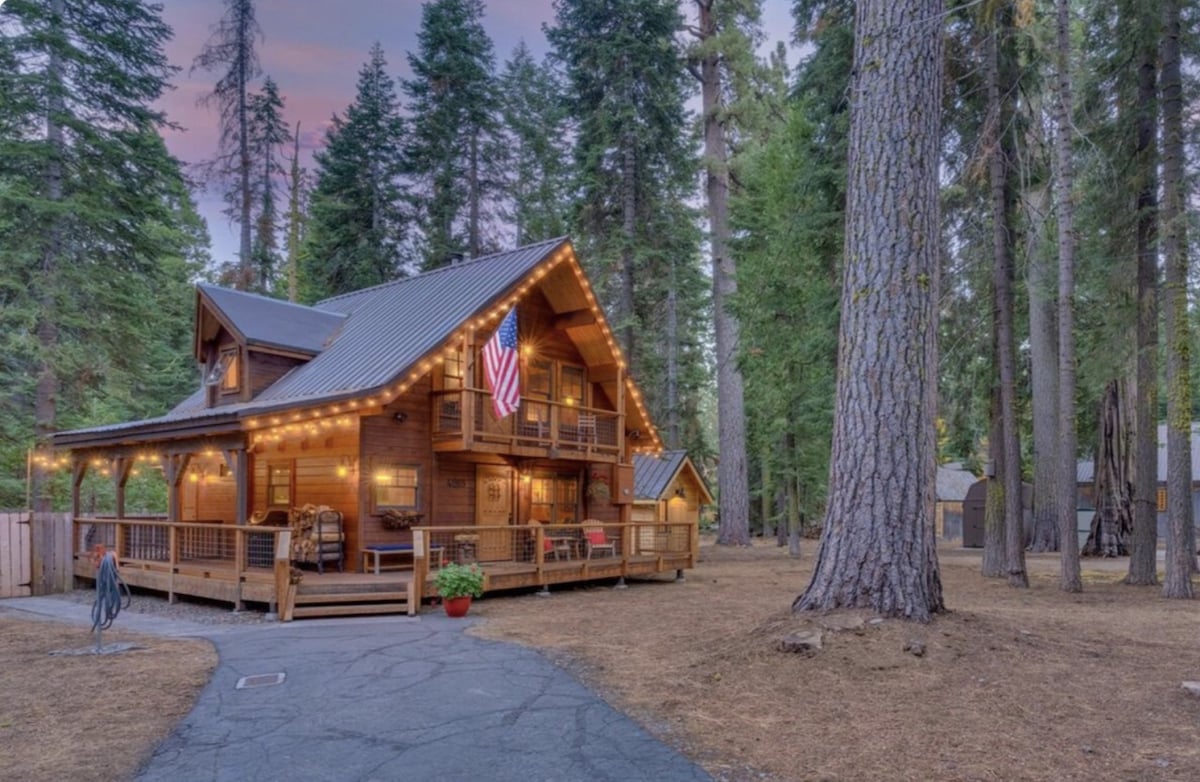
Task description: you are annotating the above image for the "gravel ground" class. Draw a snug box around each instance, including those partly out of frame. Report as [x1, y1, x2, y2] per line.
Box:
[49, 587, 272, 625]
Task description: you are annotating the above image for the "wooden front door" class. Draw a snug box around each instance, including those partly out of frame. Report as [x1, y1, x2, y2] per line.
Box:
[475, 465, 514, 561]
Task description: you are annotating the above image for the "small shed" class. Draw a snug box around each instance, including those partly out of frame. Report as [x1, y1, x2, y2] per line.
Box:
[632, 451, 714, 528]
[962, 478, 1033, 548]
[936, 463, 978, 540]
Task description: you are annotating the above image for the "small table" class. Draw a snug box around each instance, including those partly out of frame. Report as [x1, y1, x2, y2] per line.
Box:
[362, 544, 445, 574]
[545, 536, 577, 560]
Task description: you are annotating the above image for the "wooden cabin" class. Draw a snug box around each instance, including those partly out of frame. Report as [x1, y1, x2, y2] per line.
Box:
[53, 238, 697, 618]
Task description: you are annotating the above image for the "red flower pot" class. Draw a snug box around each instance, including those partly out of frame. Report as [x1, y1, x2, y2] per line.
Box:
[443, 596, 472, 618]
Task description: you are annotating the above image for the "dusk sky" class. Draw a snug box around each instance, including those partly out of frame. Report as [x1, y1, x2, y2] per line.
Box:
[156, 1, 799, 263]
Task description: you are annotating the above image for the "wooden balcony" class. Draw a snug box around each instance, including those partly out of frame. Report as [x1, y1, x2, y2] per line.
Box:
[431, 389, 622, 462]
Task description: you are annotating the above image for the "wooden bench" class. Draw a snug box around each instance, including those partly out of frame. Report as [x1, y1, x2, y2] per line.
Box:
[361, 543, 445, 574]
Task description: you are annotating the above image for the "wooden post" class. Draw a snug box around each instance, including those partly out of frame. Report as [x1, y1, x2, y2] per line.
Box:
[463, 329, 477, 444]
[224, 448, 249, 526]
[70, 460, 86, 520]
[113, 457, 132, 519]
[412, 529, 426, 616]
[274, 529, 294, 621]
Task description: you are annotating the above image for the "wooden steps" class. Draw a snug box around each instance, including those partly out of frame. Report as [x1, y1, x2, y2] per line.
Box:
[286, 573, 416, 620]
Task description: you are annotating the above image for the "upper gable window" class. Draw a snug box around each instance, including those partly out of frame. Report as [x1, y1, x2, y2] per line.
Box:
[219, 348, 240, 393]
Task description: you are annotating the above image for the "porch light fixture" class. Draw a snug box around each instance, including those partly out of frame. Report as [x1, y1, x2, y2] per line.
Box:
[393, 411, 408, 423]
[675, 487, 686, 499]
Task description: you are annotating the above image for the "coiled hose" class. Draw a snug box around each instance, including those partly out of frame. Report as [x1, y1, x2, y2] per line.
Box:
[91, 552, 131, 633]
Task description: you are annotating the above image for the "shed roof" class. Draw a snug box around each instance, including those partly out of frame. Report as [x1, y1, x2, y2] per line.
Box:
[633, 450, 714, 504]
[936, 465, 977, 502]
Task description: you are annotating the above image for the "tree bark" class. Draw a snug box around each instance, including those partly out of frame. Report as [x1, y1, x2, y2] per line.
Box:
[1159, 0, 1194, 598]
[794, 0, 945, 620]
[981, 394, 1006, 578]
[1052, 0, 1082, 592]
[237, 0, 252, 288]
[1086, 380, 1133, 557]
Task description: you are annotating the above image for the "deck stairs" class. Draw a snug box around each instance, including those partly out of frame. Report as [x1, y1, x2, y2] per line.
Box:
[288, 572, 416, 619]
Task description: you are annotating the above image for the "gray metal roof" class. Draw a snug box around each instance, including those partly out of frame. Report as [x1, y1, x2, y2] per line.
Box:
[57, 237, 569, 441]
[936, 465, 977, 501]
[199, 284, 347, 354]
[633, 451, 689, 501]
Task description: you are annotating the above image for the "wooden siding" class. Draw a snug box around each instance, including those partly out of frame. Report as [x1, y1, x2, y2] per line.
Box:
[247, 351, 304, 397]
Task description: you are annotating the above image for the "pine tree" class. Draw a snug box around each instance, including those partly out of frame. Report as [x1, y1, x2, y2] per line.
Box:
[794, 0, 945, 620]
[284, 122, 309, 303]
[246, 76, 291, 294]
[301, 43, 407, 301]
[403, 0, 504, 269]
[191, 0, 261, 288]
[547, 0, 706, 451]
[0, 0, 204, 514]
[499, 42, 570, 244]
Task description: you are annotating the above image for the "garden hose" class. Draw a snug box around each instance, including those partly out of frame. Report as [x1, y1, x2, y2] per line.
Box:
[91, 552, 131, 633]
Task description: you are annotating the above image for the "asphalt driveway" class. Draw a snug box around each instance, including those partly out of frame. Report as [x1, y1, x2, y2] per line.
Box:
[3, 598, 710, 782]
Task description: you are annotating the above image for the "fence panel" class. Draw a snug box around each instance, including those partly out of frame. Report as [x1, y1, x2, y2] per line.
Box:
[1, 512, 32, 598]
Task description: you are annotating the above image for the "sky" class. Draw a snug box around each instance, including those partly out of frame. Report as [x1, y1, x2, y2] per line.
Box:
[156, 0, 800, 264]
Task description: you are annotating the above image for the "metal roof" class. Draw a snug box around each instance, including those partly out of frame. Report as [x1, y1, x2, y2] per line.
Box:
[936, 465, 977, 502]
[633, 450, 689, 501]
[57, 237, 570, 441]
[199, 284, 347, 355]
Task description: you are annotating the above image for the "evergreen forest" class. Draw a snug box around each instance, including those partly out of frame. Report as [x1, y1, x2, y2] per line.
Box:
[4, 0, 1200, 598]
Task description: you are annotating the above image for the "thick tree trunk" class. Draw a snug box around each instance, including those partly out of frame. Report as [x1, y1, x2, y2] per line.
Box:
[286, 123, 301, 302]
[794, 0, 944, 621]
[1025, 184, 1059, 552]
[1128, 18, 1159, 585]
[986, 25, 1026, 587]
[982, 395, 1006, 578]
[1086, 380, 1133, 557]
[1053, 0, 1082, 592]
[760, 449, 774, 538]
[665, 257, 680, 448]
[1159, 0, 1194, 598]
[699, 0, 751, 547]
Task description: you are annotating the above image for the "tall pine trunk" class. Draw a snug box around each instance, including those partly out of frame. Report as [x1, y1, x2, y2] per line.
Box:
[286, 122, 302, 303]
[1086, 380, 1133, 557]
[698, 0, 751, 546]
[1025, 184, 1059, 552]
[1052, 0, 1082, 592]
[1129, 18, 1159, 584]
[236, 2, 252, 288]
[795, 0, 944, 620]
[1159, 0, 1194, 598]
[986, 23, 1026, 587]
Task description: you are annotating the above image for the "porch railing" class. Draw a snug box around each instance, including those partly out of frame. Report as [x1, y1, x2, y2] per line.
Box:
[412, 521, 696, 594]
[74, 516, 287, 571]
[432, 388, 620, 457]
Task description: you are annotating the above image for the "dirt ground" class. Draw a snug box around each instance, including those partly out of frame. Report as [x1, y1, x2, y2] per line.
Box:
[0, 613, 215, 782]
[4, 540, 1199, 781]
[470, 540, 1200, 781]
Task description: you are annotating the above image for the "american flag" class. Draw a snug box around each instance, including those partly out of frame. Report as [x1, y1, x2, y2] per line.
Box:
[482, 308, 520, 419]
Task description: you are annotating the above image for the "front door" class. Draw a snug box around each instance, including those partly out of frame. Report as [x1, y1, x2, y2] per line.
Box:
[475, 465, 513, 561]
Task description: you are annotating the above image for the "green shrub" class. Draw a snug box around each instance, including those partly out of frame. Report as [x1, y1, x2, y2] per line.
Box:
[432, 562, 485, 599]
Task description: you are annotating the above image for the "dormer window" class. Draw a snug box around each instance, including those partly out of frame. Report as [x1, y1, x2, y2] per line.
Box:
[220, 349, 240, 393]
[204, 348, 240, 394]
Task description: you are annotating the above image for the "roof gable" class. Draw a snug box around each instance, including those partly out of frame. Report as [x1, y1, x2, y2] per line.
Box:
[196, 284, 346, 357]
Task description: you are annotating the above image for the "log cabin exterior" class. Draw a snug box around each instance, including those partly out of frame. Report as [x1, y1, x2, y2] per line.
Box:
[53, 238, 697, 618]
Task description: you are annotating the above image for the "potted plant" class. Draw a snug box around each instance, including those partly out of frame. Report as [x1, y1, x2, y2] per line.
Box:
[432, 563, 485, 617]
[585, 470, 611, 503]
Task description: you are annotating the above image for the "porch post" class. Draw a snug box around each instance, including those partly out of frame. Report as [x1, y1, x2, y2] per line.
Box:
[223, 448, 249, 526]
[70, 459, 86, 520]
[161, 453, 191, 524]
[113, 457, 132, 519]
[463, 327, 477, 444]
[616, 365, 626, 456]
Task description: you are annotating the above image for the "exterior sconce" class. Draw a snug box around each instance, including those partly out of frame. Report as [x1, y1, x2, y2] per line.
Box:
[675, 487, 686, 499]
[336, 457, 355, 479]
[393, 411, 408, 423]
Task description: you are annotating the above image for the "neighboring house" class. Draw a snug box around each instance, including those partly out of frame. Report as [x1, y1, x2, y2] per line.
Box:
[1077, 422, 1200, 537]
[935, 463, 977, 540]
[52, 238, 698, 617]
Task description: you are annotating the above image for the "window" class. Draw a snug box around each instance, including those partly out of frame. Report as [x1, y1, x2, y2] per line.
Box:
[1158, 487, 1167, 513]
[267, 463, 292, 507]
[374, 464, 421, 511]
[560, 365, 584, 406]
[220, 348, 240, 393]
[530, 474, 579, 525]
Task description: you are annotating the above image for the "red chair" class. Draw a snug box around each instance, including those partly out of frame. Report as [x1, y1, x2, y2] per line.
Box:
[582, 522, 615, 559]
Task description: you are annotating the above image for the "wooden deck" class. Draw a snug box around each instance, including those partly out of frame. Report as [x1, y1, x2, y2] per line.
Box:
[71, 518, 696, 619]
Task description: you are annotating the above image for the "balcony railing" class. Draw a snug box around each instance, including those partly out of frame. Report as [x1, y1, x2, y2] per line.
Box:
[432, 388, 621, 459]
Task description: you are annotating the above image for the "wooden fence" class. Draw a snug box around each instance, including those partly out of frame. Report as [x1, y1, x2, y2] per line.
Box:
[1, 512, 32, 597]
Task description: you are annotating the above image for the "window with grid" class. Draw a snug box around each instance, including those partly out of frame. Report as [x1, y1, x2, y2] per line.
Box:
[443, 346, 463, 389]
[267, 463, 291, 507]
[531, 474, 579, 525]
[1157, 487, 1167, 512]
[220, 348, 240, 393]
[374, 464, 421, 511]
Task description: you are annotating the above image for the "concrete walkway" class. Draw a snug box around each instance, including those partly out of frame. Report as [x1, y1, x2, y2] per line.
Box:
[3, 598, 711, 782]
